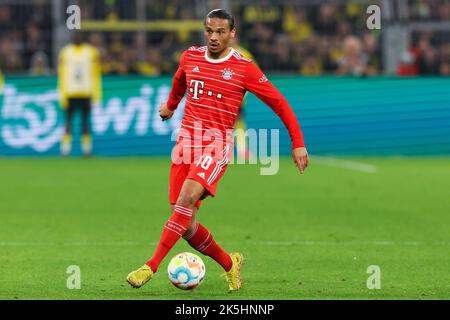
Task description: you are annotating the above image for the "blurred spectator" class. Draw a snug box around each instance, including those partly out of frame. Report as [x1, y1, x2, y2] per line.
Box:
[29, 51, 51, 75]
[136, 47, 162, 76]
[438, 2, 450, 21]
[282, 6, 313, 43]
[0, 5, 12, 34]
[24, 21, 44, 69]
[403, 31, 450, 77]
[336, 35, 373, 76]
[345, 2, 364, 23]
[301, 56, 322, 76]
[439, 62, 450, 76]
[133, 33, 147, 61]
[109, 32, 125, 57]
[397, 51, 419, 76]
[272, 35, 298, 72]
[89, 33, 107, 56]
[116, 49, 139, 74]
[362, 32, 381, 73]
[438, 43, 450, 75]
[317, 36, 340, 72]
[419, 47, 440, 74]
[100, 52, 115, 74]
[247, 22, 276, 70]
[242, 0, 281, 27]
[314, 4, 338, 35]
[0, 37, 23, 73]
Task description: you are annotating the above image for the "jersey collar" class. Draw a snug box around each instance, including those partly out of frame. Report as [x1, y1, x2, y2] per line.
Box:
[204, 47, 235, 63]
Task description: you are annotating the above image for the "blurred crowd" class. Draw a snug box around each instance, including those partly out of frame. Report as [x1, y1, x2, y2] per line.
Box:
[0, 0, 52, 74]
[398, 32, 450, 76]
[0, 0, 449, 76]
[235, 1, 382, 76]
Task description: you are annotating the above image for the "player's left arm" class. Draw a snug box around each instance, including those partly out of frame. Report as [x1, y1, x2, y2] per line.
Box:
[244, 62, 309, 174]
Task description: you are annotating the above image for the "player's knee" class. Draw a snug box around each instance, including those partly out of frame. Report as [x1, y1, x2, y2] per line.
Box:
[176, 190, 198, 208]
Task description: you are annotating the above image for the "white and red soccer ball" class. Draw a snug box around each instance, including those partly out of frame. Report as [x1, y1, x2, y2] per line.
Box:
[167, 252, 206, 290]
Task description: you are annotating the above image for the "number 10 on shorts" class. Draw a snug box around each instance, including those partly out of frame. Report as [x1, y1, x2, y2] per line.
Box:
[196, 155, 213, 170]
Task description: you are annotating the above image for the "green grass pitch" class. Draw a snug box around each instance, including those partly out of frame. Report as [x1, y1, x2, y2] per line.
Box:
[0, 156, 449, 299]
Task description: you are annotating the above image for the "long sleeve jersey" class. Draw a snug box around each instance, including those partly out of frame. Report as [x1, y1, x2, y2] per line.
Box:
[167, 46, 305, 150]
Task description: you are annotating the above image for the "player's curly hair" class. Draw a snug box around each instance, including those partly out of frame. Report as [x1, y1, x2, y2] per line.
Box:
[205, 9, 235, 30]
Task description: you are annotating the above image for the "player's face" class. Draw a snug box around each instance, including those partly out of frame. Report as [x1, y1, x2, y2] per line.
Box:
[204, 18, 236, 55]
[72, 31, 83, 45]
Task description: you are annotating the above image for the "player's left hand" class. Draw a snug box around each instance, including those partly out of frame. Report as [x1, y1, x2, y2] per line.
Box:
[292, 147, 309, 174]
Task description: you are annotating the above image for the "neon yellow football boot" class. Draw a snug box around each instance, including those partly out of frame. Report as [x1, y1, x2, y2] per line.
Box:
[126, 264, 154, 288]
[223, 253, 244, 292]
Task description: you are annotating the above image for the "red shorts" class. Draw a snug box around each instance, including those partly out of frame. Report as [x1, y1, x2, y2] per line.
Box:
[169, 144, 232, 209]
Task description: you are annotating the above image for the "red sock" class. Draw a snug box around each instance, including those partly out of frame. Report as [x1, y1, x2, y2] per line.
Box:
[146, 205, 193, 272]
[183, 223, 232, 272]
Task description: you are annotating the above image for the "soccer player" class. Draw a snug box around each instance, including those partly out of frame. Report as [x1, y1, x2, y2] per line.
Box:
[58, 31, 102, 157]
[127, 9, 309, 291]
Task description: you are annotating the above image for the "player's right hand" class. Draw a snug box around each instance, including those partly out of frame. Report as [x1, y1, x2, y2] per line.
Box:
[159, 101, 174, 121]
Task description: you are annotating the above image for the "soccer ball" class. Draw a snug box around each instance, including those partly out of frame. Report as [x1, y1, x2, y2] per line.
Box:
[167, 252, 206, 290]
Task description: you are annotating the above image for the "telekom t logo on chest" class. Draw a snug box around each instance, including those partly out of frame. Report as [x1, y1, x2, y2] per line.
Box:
[189, 79, 223, 100]
[189, 79, 204, 100]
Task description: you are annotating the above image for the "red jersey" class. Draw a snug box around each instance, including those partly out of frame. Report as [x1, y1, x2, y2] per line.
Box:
[166, 46, 305, 152]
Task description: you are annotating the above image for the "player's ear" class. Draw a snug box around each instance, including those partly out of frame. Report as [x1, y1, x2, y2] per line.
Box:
[230, 28, 236, 39]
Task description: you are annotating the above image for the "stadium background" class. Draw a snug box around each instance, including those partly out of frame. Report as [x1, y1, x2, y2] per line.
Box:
[1, 0, 450, 300]
[1, 0, 450, 156]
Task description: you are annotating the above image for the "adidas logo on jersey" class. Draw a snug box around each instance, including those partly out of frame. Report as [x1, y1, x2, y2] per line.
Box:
[192, 66, 200, 72]
[197, 172, 205, 179]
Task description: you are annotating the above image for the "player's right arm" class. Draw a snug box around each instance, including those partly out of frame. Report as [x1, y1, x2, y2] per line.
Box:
[160, 51, 188, 121]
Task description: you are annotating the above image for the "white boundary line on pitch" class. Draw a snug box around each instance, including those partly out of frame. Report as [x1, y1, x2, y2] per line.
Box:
[227, 240, 450, 246]
[312, 156, 378, 174]
[1, 240, 450, 246]
[0, 241, 140, 247]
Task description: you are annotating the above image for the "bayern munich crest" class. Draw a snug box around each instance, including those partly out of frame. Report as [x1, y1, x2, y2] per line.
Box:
[222, 68, 234, 80]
